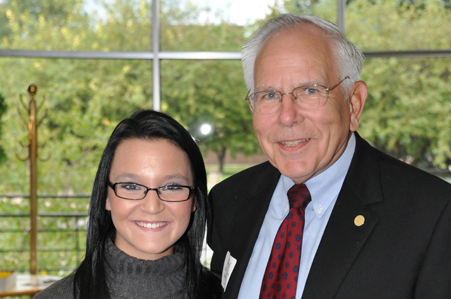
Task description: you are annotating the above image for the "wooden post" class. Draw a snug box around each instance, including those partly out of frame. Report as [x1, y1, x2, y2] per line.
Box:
[28, 84, 38, 274]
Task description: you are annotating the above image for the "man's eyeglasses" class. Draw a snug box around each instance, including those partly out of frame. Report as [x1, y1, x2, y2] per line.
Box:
[108, 181, 195, 202]
[245, 76, 350, 115]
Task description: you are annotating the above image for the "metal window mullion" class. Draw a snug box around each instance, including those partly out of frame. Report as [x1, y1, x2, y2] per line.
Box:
[337, 0, 346, 34]
[0, 50, 243, 59]
[1, 49, 451, 60]
[152, 0, 160, 111]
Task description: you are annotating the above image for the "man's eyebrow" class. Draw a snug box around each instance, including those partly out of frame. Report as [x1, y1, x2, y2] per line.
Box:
[256, 81, 320, 92]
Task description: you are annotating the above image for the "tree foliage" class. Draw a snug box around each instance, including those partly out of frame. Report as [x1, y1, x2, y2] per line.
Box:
[0, 0, 260, 196]
[158, 0, 260, 172]
[284, 0, 451, 168]
[345, 0, 451, 167]
[0, 92, 6, 165]
[0, 0, 450, 273]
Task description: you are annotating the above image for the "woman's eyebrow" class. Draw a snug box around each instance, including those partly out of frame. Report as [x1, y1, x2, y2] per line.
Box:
[112, 173, 139, 182]
[163, 174, 191, 184]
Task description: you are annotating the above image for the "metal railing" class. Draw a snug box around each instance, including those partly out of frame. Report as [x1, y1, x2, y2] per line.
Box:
[0, 194, 214, 274]
[0, 194, 89, 275]
[4, 168, 449, 273]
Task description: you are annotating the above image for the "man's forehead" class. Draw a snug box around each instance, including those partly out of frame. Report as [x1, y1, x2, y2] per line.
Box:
[254, 26, 337, 85]
[266, 23, 329, 45]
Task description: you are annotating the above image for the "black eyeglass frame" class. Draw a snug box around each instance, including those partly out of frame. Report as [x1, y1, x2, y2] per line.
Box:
[245, 76, 350, 113]
[108, 181, 195, 202]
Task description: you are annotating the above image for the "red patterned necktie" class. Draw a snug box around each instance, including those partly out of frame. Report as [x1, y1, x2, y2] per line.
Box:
[260, 184, 311, 299]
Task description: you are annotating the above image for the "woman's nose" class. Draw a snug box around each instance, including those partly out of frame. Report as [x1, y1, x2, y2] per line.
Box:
[140, 190, 165, 213]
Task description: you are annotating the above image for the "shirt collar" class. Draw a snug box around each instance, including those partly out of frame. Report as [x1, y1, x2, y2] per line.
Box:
[282, 133, 356, 218]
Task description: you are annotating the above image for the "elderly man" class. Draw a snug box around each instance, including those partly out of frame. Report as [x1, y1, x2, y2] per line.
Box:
[207, 14, 451, 299]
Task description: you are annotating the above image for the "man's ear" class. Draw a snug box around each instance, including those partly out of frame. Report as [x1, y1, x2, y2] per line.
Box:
[348, 80, 368, 132]
[246, 90, 254, 113]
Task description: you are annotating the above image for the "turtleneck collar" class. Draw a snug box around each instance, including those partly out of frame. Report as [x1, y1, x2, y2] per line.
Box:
[104, 237, 189, 299]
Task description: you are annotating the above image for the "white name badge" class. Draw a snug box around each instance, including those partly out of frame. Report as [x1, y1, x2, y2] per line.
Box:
[222, 251, 237, 290]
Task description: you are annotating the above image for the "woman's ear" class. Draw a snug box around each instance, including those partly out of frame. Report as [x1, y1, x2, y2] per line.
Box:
[192, 197, 197, 212]
[105, 197, 112, 211]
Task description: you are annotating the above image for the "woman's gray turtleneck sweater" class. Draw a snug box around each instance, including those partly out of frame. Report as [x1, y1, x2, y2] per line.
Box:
[34, 238, 189, 299]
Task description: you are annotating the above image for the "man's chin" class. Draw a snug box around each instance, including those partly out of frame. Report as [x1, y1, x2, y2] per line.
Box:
[278, 164, 316, 184]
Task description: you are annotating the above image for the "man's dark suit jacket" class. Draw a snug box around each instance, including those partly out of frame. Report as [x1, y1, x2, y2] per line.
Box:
[207, 133, 451, 298]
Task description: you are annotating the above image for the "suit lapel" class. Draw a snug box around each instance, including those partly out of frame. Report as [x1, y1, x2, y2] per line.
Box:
[302, 133, 384, 298]
[224, 162, 281, 298]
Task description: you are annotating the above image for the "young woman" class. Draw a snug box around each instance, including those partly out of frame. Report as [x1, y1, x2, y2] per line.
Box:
[35, 110, 221, 299]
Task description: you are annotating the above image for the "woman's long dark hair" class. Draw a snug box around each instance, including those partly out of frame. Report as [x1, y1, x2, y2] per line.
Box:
[73, 110, 209, 299]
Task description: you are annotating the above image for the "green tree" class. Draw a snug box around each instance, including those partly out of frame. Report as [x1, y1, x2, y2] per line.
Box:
[0, 0, 260, 272]
[158, 3, 261, 172]
[1, 0, 450, 274]
[346, 0, 451, 168]
[0, 0, 155, 195]
[282, 0, 336, 21]
[0, 0, 89, 50]
[283, 0, 451, 168]
[161, 59, 260, 173]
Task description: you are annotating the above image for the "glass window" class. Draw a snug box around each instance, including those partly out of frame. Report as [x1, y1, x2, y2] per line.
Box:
[360, 57, 451, 168]
[282, 0, 337, 23]
[0, 58, 152, 194]
[160, 60, 260, 166]
[0, 0, 152, 51]
[346, 0, 451, 51]
[160, 0, 274, 51]
[1, 0, 450, 275]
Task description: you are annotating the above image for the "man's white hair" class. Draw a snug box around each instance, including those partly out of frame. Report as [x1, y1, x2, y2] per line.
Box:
[242, 14, 364, 95]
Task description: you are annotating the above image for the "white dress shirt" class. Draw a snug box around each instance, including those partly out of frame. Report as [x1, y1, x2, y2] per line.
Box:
[237, 134, 356, 298]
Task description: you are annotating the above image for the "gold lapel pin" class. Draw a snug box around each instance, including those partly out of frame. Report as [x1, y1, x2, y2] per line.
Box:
[354, 215, 365, 227]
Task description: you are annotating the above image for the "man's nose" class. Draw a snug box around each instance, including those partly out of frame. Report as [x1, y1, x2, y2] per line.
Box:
[277, 93, 304, 127]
